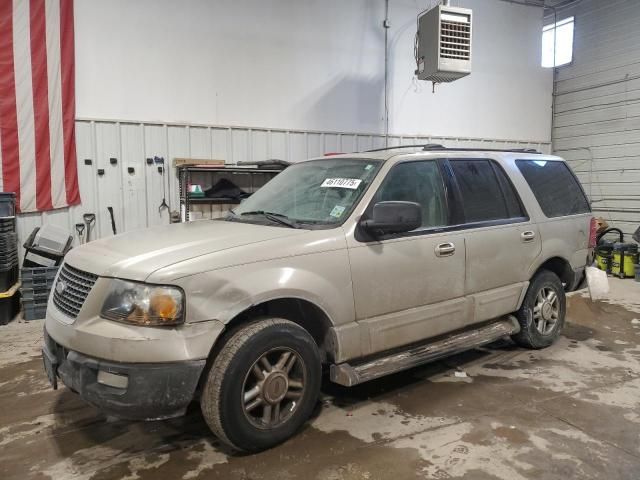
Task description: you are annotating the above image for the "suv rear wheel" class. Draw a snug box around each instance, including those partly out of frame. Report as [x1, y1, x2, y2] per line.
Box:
[200, 318, 321, 452]
[512, 270, 566, 349]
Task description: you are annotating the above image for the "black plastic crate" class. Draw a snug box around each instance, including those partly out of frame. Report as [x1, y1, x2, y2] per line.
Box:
[0, 243, 18, 253]
[0, 193, 16, 218]
[0, 249, 18, 262]
[23, 226, 73, 258]
[20, 286, 51, 302]
[21, 266, 60, 279]
[22, 294, 48, 321]
[21, 266, 59, 290]
[0, 283, 20, 325]
[0, 254, 18, 267]
[0, 257, 19, 273]
[0, 217, 15, 233]
[22, 277, 55, 291]
[0, 265, 18, 292]
[0, 248, 18, 261]
[0, 231, 17, 245]
[23, 248, 64, 268]
[22, 304, 47, 320]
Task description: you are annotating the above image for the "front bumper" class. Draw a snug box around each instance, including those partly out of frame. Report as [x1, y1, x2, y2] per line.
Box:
[43, 328, 206, 420]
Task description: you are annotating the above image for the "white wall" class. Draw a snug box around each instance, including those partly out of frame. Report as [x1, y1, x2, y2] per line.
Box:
[551, 0, 640, 237]
[75, 0, 553, 142]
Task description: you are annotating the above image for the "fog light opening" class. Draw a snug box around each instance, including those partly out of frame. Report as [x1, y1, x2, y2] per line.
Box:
[97, 370, 129, 389]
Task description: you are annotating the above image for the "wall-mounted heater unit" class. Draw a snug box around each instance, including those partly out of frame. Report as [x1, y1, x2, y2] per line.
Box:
[415, 3, 472, 84]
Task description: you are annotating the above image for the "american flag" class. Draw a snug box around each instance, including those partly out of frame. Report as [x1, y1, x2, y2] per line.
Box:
[0, 0, 80, 213]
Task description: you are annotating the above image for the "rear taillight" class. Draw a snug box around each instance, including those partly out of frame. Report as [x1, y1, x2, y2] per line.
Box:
[588, 217, 597, 248]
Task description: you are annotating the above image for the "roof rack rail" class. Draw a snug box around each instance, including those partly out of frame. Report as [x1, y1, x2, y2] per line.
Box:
[364, 144, 542, 154]
[422, 146, 541, 154]
[365, 144, 444, 153]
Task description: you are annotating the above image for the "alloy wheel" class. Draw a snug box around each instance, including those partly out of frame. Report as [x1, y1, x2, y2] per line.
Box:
[533, 286, 560, 335]
[241, 348, 306, 429]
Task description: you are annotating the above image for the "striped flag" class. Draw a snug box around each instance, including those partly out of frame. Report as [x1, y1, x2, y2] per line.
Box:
[0, 0, 80, 213]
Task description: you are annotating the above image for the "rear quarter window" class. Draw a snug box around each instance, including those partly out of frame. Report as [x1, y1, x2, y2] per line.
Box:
[516, 159, 590, 217]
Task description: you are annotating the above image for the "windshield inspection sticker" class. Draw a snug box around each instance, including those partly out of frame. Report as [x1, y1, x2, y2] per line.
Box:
[321, 178, 362, 189]
[330, 205, 346, 218]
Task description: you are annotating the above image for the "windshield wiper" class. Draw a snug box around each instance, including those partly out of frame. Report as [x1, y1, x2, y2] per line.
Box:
[237, 211, 300, 229]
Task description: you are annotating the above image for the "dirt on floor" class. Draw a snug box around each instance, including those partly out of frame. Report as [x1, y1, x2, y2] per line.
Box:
[1, 278, 639, 480]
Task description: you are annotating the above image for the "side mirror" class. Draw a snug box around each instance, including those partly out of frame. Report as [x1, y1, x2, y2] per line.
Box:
[360, 201, 422, 235]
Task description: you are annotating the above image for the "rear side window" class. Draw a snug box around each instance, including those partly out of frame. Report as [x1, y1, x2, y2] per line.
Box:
[450, 159, 526, 223]
[516, 160, 590, 217]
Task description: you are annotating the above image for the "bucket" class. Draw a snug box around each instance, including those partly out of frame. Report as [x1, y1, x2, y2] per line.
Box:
[611, 243, 639, 278]
[595, 244, 613, 272]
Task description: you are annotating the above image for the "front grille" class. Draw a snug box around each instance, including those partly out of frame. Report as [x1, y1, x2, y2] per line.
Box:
[52, 263, 99, 319]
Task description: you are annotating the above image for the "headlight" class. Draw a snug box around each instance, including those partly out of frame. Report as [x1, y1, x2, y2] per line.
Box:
[100, 279, 184, 326]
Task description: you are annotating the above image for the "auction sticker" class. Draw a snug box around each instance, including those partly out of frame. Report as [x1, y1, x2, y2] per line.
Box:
[321, 178, 362, 189]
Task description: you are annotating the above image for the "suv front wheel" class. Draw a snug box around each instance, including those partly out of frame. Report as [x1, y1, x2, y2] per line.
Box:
[200, 318, 321, 452]
[512, 270, 566, 349]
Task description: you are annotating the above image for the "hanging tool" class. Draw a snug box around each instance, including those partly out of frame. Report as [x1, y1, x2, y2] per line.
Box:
[75, 223, 86, 245]
[156, 156, 170, 216]
[83, 213, 96, 243]
[107, 207, 117, 235]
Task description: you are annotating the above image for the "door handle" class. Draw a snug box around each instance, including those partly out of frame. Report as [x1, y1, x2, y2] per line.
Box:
[435, 242, 456, 257]
[521, 231, 536, 242]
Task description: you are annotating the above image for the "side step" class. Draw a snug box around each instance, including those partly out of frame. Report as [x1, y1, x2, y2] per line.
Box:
[330, 317, 520, 387]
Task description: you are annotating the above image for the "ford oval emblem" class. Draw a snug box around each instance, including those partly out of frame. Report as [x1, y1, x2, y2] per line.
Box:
[55, 280, 66, 295]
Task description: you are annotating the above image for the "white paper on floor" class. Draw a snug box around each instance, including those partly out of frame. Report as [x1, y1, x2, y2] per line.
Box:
[586, 266, 610, 301]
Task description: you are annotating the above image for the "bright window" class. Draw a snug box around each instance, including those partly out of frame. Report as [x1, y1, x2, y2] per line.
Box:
[541, 16, 574, 68]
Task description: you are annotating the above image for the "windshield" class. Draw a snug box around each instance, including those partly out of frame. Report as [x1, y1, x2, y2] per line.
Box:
[229, 158, 382, 227]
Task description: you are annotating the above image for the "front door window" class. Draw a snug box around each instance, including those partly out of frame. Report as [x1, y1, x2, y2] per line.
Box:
[374, 160, 448, 230]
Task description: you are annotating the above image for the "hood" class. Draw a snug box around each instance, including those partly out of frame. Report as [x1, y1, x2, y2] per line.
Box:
[64, 220, 308, 281]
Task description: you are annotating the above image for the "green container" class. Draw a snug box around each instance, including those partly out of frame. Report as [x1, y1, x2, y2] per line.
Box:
[611, 243, 639, 278]
[595, 244, 613, 271]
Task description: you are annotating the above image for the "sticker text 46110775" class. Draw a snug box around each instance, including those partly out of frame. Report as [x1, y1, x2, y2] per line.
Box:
[320, 178, 362, 189]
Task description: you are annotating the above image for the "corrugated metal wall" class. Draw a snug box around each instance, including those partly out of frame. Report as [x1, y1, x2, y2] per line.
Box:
[552, 0, 640, 237]
[16, 118, 550, 255]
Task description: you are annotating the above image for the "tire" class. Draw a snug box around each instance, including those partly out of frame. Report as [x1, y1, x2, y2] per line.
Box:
[200, 318, 321, 452]
[511, 270, 566, 349]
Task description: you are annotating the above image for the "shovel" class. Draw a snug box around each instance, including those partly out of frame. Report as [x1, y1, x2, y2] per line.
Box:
[83, 213, 96, 243]
[75, 223, 86, 245]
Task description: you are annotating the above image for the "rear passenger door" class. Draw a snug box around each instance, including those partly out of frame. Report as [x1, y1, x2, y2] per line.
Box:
[447, 158, 541, 323]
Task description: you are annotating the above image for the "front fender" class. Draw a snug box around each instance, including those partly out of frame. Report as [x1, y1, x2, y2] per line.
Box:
[177, 250, 355, 327]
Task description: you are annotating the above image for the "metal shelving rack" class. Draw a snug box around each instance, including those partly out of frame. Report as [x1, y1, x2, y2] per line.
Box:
[178, 165, 284, 222]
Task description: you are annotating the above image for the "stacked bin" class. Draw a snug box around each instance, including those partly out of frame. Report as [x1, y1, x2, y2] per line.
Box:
[20, 225, 71, 320]
[20, 266, 59, 320]
[0, 193, 19, 325]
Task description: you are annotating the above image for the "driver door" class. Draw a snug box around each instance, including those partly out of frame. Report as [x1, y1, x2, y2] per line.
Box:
[347, 160, 468, 357]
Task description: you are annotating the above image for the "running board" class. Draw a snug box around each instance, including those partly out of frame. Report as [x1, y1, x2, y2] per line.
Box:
[330, 317, 520, 387]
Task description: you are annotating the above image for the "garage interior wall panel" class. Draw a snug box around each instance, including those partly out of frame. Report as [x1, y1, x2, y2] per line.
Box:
[14, 118, 550, 254]
[552, 0, 640, 236]
[73, 0, 552, 142]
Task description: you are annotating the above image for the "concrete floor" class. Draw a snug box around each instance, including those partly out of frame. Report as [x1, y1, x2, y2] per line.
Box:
[1, 279, 640, 480]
